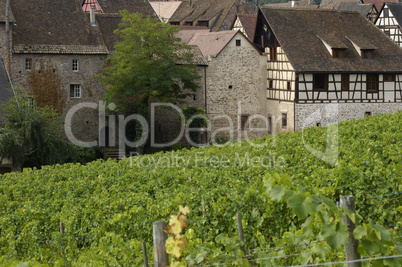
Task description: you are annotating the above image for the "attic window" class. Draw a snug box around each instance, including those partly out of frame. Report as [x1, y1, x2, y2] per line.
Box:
[384, 30, 391, 37]
[236, 40, 241, 46]
[184, 21, 193, 26]
[361, 49, 374, 59]
[197, 21, 208, 27]
[383, 8, 389, 18]
[332, 48, 346, 58]
[170, 22, 180, 26]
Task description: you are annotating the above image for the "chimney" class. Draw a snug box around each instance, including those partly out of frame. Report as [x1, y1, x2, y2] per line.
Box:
[90, 5, 96, 26]
[291, 0, 296, 7]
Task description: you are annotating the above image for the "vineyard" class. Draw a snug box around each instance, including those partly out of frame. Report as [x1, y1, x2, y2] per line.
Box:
[0, 111, 401, 266]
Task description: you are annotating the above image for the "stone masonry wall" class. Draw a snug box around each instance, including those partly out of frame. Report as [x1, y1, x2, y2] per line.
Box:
[295, 102, 402, 130]
[206, 33, 267, 141]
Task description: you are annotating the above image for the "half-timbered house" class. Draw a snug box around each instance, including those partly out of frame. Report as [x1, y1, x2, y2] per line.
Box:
[254, 8, 402, 134]
[375, 2, 402, 47]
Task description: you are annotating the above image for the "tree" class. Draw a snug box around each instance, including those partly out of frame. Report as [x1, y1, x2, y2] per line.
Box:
[100, 11, 200, 116]
[0, 89, 75, 171]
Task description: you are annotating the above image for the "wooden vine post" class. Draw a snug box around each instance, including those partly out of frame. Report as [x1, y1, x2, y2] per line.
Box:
[236, 212, 247, 256]
[153, 221, 168, 267]
[142, 241, 149, 267]
[339, 195, 361, 267]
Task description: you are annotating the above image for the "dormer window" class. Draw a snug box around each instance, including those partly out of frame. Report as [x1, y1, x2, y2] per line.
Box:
[184, 21, 193, 26]
[361, 49, 374, 59]
[332, 48, 346, 58]
[197, 21, 208, 27]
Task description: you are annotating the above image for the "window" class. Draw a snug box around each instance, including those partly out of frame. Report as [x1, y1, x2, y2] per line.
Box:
[241, 115, 249, 130]
[383, 8, 389, 18]
[170, 22, 180, 26]
[316, 122, 321, 127]
[25, 58, 32, 71]
[313, 74, 328, 91]
[72, 59, 79, 72]
[197, 21, 208, 27]
[193, 94, 196, 100]
[236, 40, 241, 46]
[332, 48, 346, 58]
[269, 80, 273, 88]
[269, 47, 277, 61]
[366, 74, 379, 93]
[361, 49, 374, 59]
[384, 74, 395, 82]
[287, 81, 291, 91]
[228, 85, 233, 89]
[70, 84, 81, 98]
[341, 74, 349, 91]
[27, 97, 35, 109]
[384, 30, 390, 37]
[281, 113, 287, 128]
[365, 111, 372, 116]
[184, 21, 193, 26]
[268, 116, 272, 135]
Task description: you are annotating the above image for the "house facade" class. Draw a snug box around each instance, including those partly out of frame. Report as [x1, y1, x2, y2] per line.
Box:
[254, 8, 402, 134]
[375, 2, 402, 47]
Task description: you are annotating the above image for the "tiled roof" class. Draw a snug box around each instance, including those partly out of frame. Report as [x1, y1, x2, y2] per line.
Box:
[179, 45, 208, 66]
[13, 44, 108, 54]
[386, 2, 402, 26]
[260, 8, 402, 72]
[10, 0, 107, 53]
[337, 2, 375, 17]
[82, 0, 103, 12]
[150, 1, 182, 22]
[97, 0, 157, 17]
[187, 30, 238, 58]
[0, 58, 14, 124]
[0, 0, 15, 22]
[361, 0, 398, 11]
[170, 0, 257, 31]
[235, 14, 258, 41]
[175, 27, 211, 44]
[96, 13, 122, 51]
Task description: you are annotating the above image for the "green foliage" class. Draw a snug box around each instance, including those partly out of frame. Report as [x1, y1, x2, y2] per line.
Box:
[179, 106, 209, 145]
[0, 111, 401, 265]
[100, 11, 200, 115]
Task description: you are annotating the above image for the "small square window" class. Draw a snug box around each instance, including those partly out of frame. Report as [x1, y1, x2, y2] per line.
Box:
[281, 113, 287, 128]
[361, 50, 374, 59]
[236, 40, 241, 46]
[316, 122, 321, 127]
[384, 30, 390, 37]
[332, 49, 346, 58]
[341, 74, 349, 91]
[72, 59, 79, 72]
[383, 74, 395, 82]
[365, 111, 372, 116]
[241, 115, 249, 130]
[70, 84, 81, 98]
[25, 58, 32, 71]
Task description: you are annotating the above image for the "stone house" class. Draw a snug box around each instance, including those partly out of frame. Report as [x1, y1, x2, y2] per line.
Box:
[254, 8, 402, 134]
[1, 0, 157, 149]
[176, 29, 267, 142]
[375, 2, 402, 47]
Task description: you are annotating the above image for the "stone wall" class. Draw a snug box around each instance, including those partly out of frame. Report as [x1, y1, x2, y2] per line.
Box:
[295, 102, 402, 130]
[206, 33, 267, 141]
